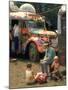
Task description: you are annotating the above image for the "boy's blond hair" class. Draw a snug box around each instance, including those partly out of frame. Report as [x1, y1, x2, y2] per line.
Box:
[54, 56, 59, 60]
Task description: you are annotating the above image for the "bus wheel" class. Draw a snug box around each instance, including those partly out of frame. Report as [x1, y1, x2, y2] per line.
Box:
[29, 43, 39, 62]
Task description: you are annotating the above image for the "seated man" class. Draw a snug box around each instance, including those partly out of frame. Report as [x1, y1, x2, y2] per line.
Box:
[40, 42, 56, 76]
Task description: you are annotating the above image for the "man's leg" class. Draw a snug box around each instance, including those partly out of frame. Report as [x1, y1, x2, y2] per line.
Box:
[41, 63, 45, 73]
[44, 62, 49, 75]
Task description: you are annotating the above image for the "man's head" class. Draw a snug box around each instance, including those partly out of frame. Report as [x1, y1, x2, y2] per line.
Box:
[44, 42, 49, 49]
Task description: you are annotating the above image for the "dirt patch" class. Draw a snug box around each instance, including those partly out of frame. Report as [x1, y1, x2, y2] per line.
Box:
[9, 59, 66, 89]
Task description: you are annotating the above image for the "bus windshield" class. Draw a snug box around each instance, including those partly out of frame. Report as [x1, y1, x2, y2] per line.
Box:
[27, 20, 45, 29]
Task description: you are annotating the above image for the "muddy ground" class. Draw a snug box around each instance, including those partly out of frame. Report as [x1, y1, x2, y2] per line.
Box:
[9, 59, 66, 89]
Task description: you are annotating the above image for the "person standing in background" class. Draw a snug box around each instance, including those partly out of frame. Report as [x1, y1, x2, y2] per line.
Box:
[13, 23, 20, 58]
[9, 29, 13, 58]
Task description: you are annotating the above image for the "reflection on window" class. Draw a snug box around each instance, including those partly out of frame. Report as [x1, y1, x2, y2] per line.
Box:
[27, 20, 44, 29]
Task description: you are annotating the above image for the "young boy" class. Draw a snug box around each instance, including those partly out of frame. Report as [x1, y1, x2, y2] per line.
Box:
[51, 56, 63, 81]
[25, 63, 35, 84]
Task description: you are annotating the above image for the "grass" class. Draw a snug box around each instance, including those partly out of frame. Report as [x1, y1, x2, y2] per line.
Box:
[9, 59, 66, 89]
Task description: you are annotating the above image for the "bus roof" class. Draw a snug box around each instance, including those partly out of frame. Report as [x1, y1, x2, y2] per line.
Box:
[10, 12, 44, 21]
